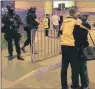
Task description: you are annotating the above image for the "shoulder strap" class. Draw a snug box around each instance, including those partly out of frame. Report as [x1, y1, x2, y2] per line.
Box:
[88, 31, 95, 46]
[80, 25, 95, 46]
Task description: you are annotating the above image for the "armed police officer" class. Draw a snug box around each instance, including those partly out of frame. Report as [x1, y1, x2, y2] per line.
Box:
[2, 6, 24, 60]
[21, 6, 40, 53]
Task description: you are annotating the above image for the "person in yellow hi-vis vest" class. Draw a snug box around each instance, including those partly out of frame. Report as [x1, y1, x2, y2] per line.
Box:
[43, 14, 50, 36]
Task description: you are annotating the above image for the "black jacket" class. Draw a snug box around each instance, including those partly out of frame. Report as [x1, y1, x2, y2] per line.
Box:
[26, 13, 39, 29]
[2, 13, 22, 34]
[73, 22, 91, 47]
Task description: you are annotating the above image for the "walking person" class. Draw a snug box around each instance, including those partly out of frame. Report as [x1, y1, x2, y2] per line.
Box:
[43, 14, 50, 36]
[73, 14, 91, 89]
[2, 5, 24, 60]
[21, 6, 40, 53]
[60, 8, 81, 89]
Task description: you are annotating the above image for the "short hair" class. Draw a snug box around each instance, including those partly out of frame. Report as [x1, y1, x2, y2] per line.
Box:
[69, 8, 77, 16]
[46, 14, 49, 17]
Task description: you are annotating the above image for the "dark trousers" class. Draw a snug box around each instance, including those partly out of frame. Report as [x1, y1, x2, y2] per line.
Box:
[5, 33, 21, 56]
[24, 29, 36, 46]
[24, 30, 31, 47]
[77, 44, 89, 88]
[23, 29, 37, 53]
[61, 45, 79, 88]
[45, 29, 49, 36]
[58, 30, 62, 37]
[58, 24, 62, 37]
[79, 59, 89, 88]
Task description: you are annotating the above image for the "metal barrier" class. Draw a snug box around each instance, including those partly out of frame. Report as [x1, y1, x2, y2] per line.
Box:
[31, 29, 61, 62]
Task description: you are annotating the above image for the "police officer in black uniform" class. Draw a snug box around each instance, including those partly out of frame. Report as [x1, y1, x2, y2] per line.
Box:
[2, 6, 24, 60]
[21, 6, 40, 53]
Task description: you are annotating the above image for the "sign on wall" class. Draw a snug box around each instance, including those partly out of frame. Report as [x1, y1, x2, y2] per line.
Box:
[44, 0, 52, 14]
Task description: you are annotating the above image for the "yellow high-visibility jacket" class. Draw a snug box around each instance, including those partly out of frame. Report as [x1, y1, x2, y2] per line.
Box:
[60, 16, 78, 46]
[43, 17, 49, 29]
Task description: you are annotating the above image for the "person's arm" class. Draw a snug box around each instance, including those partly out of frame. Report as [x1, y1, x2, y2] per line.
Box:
[80, 25, 91, 32]
[32, 14, 40, 24]
[15, 14, 23, 25]
[58, 16, 60, 21]
[87, 23, 91, 30]
[2, 14, 8, 24]
[60, 23, 64, 31]
[59, 23, 64, 35]
[35, 18, 40, 24]
[76, 19, 91, 31]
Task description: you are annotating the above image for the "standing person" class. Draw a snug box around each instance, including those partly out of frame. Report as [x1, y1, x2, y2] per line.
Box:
[60, 8, 81, 89]
[59, 13, 63, 29]
[58, 13, 63, 37]
[73, 14, 91, 89]
[2, 5, 24, 60]
[21, 6, 40, 53]
[43, 14, 50, 36]
[51, 13, 59, 36]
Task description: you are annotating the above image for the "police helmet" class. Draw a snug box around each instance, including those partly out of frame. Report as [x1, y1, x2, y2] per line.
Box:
[6, 5, 15, 13]
[46, 14, 49, 17]
[28, 6, 36, 13]
[6, 5, 14, 10]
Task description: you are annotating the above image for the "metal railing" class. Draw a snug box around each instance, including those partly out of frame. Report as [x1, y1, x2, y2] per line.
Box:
[31, 29, 61, 62]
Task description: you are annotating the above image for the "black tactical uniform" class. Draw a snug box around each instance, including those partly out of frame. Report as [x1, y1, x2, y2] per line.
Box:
[21, 7, 39, 53]
[2, 6, 24, 60]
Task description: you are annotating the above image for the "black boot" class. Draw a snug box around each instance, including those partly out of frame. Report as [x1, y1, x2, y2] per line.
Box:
[62, 86, 69, 89]
[71, 85, 80, 89]
[17, 55, 24, 60]
[8, 55, 14, 60]
[21, 46, 26, 53]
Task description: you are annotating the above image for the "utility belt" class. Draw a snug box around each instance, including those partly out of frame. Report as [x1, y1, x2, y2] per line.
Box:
[24, 24, 38, 31]
[2, 24, 19, 34]
[8, 25, 19, 32]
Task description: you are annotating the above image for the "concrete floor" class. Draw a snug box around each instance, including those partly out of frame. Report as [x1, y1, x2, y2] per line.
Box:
[2, 30, 95, 89]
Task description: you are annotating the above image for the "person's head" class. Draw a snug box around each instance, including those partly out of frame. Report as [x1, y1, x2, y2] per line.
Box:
[69, 7, 79, 17]
[80, 14, 89, 22]
[77, 15, 81, 19]
[6, 5, 15, 14]
[28, 6, 36, 14]
[53, 12, 57, 15]
[46, 14, 49, 18]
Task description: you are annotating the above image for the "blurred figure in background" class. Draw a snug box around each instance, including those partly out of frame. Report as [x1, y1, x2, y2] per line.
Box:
[51, 12, 59, 37]
[2, 5, 24, 60]
[58, 13, 63, 37]
[21, 6, 40, 53]
[43, 14, 50, 36]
